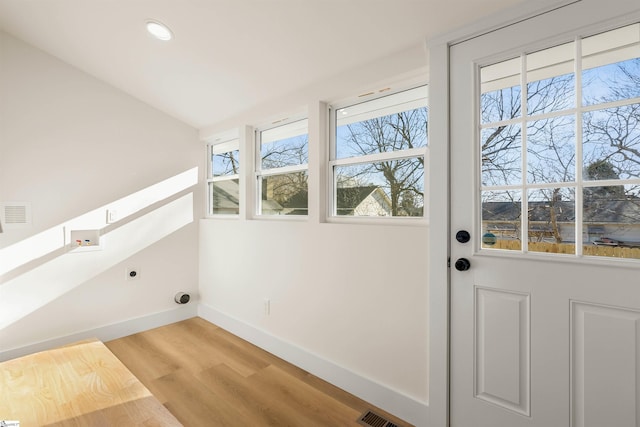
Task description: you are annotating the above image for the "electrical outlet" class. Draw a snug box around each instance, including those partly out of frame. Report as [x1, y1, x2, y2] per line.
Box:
[126, 268, 140, 281]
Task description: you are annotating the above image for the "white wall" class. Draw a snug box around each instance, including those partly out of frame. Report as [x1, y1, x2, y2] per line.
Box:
[199, 219, 429, 411]
[0, 31, 202, 354]
[198, 44, 431, 424]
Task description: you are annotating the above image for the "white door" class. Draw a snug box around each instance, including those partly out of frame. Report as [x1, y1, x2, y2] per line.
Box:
[450, 2, 640, 426]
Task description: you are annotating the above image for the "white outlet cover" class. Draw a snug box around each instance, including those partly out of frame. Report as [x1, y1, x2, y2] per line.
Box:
[107, 209, 118, 224]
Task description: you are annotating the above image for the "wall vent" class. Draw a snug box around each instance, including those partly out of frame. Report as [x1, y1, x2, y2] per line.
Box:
[358, 410, 399, 427]
[1, 202, 31, 227]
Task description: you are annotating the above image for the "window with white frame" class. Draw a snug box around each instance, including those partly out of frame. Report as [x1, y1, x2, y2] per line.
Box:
[207, 138, 240, 215]
[330, 86, 428, 217]
[256, 119, 309, 216]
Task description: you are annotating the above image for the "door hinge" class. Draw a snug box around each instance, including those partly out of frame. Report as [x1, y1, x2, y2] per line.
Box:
[447, 257, 451, 268]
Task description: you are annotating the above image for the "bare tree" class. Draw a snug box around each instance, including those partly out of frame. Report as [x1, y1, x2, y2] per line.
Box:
[341, 108, 427, 216]
[213, 150, 239, 175]
[583, 59, 640, 182]
[482, 57, 640, 246]
[482, 74, 575, 242]
[260, 136, 308, 212]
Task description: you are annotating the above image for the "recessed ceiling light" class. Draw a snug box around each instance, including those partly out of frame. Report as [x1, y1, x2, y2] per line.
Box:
[146, 20, 173, 41]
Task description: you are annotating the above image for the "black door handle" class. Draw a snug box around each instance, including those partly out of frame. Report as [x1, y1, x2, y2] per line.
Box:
[456, 230, 471, 243]
[454, 258, 471, 271]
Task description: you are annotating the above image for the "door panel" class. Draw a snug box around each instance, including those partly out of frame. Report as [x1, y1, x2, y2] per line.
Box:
[450, 1, 640, 426]
[474, 287, 530, 416]
[571, 301, 640, 427]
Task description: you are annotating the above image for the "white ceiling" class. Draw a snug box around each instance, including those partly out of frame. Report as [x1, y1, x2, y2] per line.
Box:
[0, 0, 533, 130]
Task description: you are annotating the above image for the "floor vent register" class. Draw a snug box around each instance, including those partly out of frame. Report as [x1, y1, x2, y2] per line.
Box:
[358, 410, 399, 427]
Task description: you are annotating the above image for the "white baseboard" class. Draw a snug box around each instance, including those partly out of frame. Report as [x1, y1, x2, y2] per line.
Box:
[198, 303, 428, 426]
[0, 305, 197, 362]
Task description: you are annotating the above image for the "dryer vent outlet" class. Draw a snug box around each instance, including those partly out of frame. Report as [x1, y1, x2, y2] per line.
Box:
[174, 292, 190, 304]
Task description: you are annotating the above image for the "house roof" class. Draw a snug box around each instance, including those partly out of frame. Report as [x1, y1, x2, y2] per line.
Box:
[335, 186, 381, 215]
[483, 199, 640, 223]
[280, 186, 386, 216]
[210, 180, 239, 210]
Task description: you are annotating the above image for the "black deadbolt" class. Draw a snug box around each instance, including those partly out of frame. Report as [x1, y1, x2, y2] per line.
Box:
[455, 230, 471, 243]
[454, 258, 471, 271]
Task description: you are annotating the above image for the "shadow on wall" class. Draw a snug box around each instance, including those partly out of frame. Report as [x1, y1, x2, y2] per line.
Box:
[0, 167, 198, 330]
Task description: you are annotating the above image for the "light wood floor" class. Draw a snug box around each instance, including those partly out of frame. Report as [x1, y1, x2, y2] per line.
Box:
[105, 317, 412, 427]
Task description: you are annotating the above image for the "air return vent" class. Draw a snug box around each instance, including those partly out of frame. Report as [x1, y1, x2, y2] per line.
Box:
[1, 202, 31, 227]
[358, 410, 399, 427]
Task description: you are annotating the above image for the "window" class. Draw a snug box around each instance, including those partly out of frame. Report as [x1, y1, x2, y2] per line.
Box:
[207, 137, 240, 215]
[480, 23, 640, 259]
[330, 86, 428, 217]
[256, 119, 309, 216]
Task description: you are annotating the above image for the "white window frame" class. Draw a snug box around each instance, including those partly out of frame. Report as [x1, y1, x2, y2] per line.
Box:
[206, 134, 240, 217]
[255, 118, 309, 217]
[328, 85, 429, 222]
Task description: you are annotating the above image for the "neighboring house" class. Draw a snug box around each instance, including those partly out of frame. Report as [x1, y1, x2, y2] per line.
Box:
[209, 179, 240, 215]
[211, 179, 285, 215]
[339, 186, 392, 216]
[483, 199, 640, 245]
[212, 181, 400, 217]
[263, 185, 394, 216]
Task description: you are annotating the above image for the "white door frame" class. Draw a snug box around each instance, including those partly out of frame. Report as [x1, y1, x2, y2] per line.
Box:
[427, 1, 640, 425]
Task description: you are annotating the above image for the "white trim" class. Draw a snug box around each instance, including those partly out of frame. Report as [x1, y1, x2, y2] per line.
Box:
[425, 40, 450, 427]
[197, 303, 429, 426]
[259, 118, 309, 144]
[256, 164, 308, 177]
[330, 147, 427, 168]
[210, 174, 240, 182]
[429, 0, 581, 47]
[0, 306, 197, 362]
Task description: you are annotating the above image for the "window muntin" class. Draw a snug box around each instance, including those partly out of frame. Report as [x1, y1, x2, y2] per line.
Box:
[479, 23, 640, 259]
[207, 138, 240, 216]
[256, 119, 309, 216]
[331, 86, 428, 218]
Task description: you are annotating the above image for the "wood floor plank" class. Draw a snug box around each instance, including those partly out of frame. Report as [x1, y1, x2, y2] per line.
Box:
[195, 363, 288, 426]
[106, 317, 413, 427]
[177, 317, 273, 376]
[247, 364, 363, 427]
[1, 339, 181, 426]
[153, 368, 255, 426]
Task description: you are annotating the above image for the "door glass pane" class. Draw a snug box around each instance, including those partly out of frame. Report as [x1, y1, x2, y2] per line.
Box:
[583, 184, 640, 259]
[481, 190, 522, 250]
[527, 115, 576, 184]
[527, 188, 575, 254]
[583, 104, 640, 180]
[481, 125, 522, 186]
[526, 42, 575, 116]
[480, 57, 521, 124]
[582, 23, 640, 106]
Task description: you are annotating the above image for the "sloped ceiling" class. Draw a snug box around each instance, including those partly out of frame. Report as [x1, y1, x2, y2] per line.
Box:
[0, 0, 540, 130]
